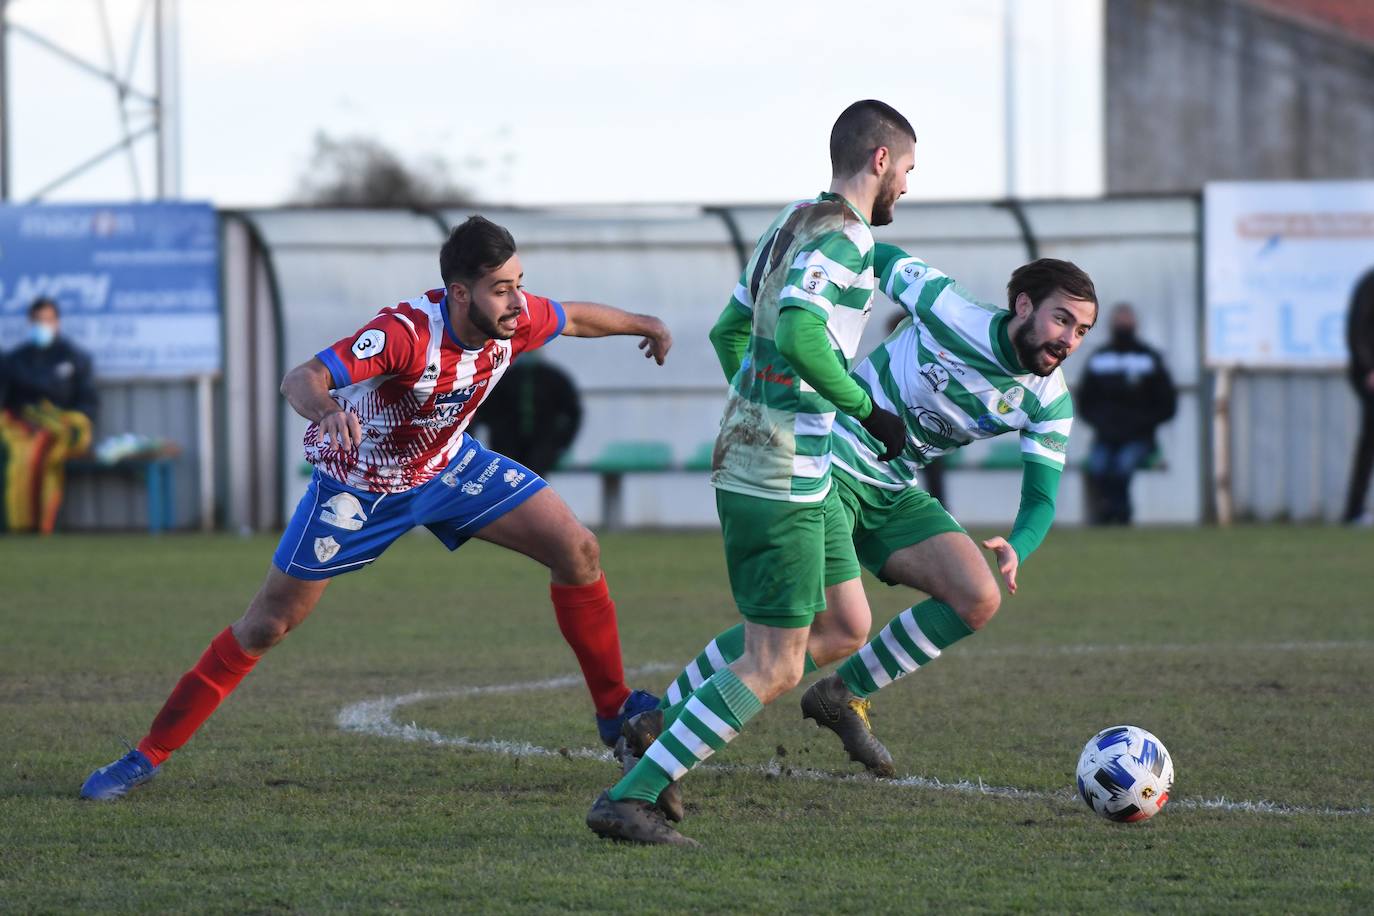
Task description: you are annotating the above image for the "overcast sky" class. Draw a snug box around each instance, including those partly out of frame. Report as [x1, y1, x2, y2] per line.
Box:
[4, 0, 1103, 208]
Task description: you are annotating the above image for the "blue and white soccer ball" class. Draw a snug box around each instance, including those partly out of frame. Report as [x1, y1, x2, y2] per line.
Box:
[1075, 725, 1174, 822]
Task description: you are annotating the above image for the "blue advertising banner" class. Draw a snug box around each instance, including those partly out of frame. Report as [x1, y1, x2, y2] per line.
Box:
[1205, 181, 1374, 368]
[0, 202, 220, 378]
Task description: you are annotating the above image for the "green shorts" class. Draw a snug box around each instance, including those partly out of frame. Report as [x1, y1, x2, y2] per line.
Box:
[715, 486, 858, 629]
[826, 470, 965, 586]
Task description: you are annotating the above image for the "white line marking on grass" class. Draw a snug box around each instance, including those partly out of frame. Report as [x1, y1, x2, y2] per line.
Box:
[961, 640, 1374, 659]
[336, 661, 1373, 819]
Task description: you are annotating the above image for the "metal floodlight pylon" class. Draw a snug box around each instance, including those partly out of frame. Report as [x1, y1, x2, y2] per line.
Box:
[0, 0, 180, 202]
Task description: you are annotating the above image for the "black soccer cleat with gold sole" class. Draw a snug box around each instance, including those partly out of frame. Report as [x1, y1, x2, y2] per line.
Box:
[800, 673, 896, 778]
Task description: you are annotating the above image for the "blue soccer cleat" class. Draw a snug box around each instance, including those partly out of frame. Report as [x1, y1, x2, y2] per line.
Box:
[596, 689, 660, 748]
[80, 748, 160, 801]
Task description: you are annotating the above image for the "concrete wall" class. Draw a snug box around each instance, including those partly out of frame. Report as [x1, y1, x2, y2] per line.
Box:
[1106, 0, 1374, 192]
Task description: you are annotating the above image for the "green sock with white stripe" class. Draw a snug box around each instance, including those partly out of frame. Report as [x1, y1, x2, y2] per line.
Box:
[836, 599, 974, 698]
[659, 624, 816, 711]
[608, 667, 763, 804]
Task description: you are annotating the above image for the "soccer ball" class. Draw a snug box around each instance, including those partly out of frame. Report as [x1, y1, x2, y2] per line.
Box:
[1075, 725, 1174, 822]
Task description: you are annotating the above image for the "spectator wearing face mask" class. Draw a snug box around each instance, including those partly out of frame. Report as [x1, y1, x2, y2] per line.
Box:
[1076, 303, 1176, 525]
[0, 298, 97, 533]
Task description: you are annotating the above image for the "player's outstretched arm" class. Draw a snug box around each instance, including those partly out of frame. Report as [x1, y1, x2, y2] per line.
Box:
[561, 301, 672, 365]
[281, 357, 361, 451]
[984, 460, 1063, 594]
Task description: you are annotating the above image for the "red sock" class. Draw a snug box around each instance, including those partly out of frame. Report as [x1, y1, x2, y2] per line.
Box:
[550, 573, 631, 719]
[137, 627, 259, 766]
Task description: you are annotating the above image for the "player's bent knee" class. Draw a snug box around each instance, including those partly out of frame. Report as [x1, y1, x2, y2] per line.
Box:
[957, 584, 1002, 631]
[555, 526, 601, 584]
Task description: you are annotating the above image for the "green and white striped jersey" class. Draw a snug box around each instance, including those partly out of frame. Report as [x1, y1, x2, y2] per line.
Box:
[711, 192, 876, 503]
[831, 254, 1074, 490]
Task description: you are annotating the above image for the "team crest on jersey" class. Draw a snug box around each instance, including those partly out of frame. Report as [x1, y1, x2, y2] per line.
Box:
[352, 328, 386, 360]
[919, 362, 950, 393]
[490, 347, 507, 372]
[319, 493, 368, 531]
[996, 386, 1025, 415]
[314, 536, 341, 563]
[803, 265, 828, 294]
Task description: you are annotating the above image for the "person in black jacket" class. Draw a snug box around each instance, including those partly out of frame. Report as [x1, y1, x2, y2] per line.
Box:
[3, 298, 98, 418]
[1343, 269, 1374, 525]
[0, 298, 97, 533]
[1077, 303, 1176, 525]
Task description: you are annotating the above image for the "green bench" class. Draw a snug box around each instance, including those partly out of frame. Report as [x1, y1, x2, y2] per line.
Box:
[556, 440, 679, 529]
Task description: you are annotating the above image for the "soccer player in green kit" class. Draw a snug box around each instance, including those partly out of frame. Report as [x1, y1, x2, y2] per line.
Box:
[586, 100, 917, 846]
[650, 248, 1098, 796]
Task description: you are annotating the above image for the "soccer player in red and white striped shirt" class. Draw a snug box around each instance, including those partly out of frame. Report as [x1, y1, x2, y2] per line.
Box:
[81, 216, 673, 800]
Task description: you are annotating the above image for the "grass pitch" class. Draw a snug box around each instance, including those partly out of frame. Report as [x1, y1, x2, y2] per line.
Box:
[2, 525, 1372, 913]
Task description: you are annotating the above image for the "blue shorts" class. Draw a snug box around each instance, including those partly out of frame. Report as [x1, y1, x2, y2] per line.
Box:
[273, 434, 547, 580]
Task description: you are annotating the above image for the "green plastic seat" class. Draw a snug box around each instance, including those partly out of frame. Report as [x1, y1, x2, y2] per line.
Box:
[588, 440, 674, 473]
[683, 440, 715, 472]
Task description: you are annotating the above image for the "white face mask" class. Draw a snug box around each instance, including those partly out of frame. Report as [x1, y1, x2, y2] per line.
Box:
[30, 323, 57, 348]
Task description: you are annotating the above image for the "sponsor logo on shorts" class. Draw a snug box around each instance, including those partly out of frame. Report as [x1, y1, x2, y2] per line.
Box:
[351, 328, 386, 360]
[476, 459, 501, 484]
[503, 468, 526, 488]
[319, 493, 368, 531]
[314, 536, 341, 563]
[461, 481, 483, 496]
[440, 448, 481, 487]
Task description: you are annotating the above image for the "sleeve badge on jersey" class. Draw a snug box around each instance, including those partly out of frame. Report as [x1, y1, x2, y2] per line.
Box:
[804, 265, 829, 293]
[352, 328, 387, 359]
[901, 262, 926, 283]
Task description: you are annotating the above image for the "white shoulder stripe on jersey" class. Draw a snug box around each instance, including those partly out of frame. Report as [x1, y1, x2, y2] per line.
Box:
[840, 220, 875, 254]
[1025, 416, 1073, 436]
[790, 250, 873, 291]
[387, 310, 419, 339]
[732, 282, 754, 309]
[779, 286, 834, 314]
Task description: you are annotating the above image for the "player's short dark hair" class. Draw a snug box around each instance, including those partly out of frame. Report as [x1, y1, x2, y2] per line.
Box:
[440, 216, 517, 286]
[29, 297, 59, 318]
[830, 100, 916, 177]
[1007, 259, 1098, 315]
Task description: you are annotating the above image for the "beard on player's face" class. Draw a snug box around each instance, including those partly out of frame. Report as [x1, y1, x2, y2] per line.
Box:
[468, 293, 521, 341]
[1011, 311, 1069, 377]
[870, 171, 902, 226]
